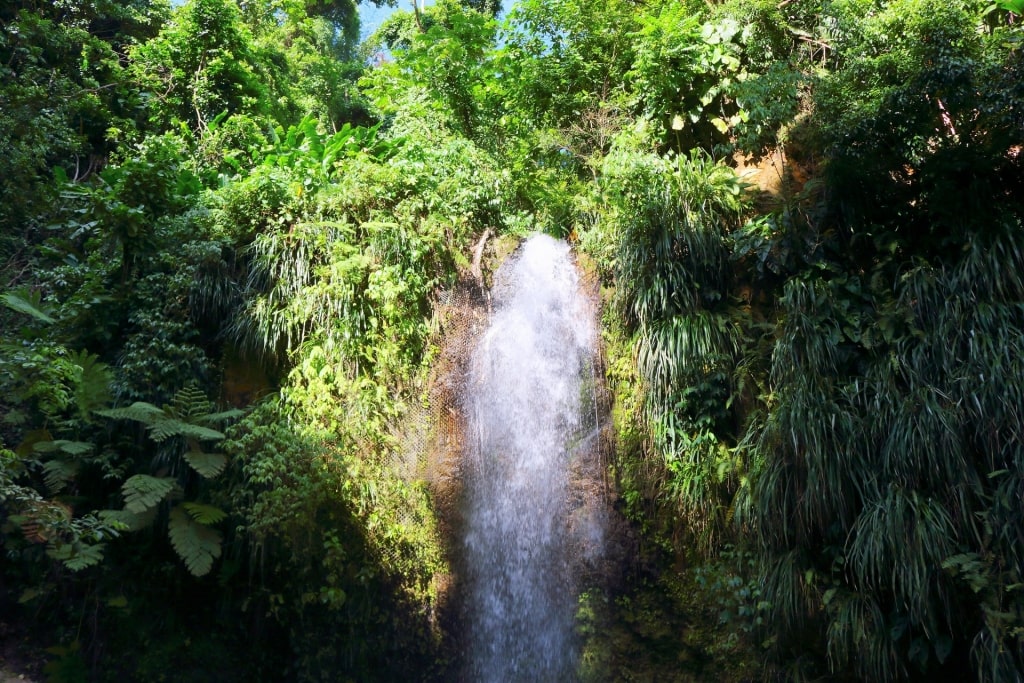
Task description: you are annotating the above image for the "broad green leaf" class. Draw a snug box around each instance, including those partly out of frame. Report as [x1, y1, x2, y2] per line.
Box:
[1, 289, 55, 324]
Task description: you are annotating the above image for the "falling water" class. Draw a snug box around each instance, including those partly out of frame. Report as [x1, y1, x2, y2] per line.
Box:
[463, 234, 603, 682]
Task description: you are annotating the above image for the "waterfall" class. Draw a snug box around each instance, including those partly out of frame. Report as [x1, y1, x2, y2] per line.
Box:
[462, 234, 604, 682]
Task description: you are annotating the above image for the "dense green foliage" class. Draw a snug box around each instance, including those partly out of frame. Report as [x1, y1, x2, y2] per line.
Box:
[1, 0, 1021, 680]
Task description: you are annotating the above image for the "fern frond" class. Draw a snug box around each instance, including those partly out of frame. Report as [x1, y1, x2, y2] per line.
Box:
[183, 449, 227, 478]
[42, 459, 79, 494]
[148, 418, 224, 443]
[33, 440, 93, 456]
[181, 502, 227, 525]
[196, 409, 245, 424]
[168, 506, 222, 576]
[942, 552, 990, 594]
[46, 541, 105, 571]
[100, 506, 157, 532]
[68, 350, 112, 418]
[98, 402, 225, 442]
[96, 402, 165, 423]
[169, 384, 212, 419]
[121, 474, 177, 514]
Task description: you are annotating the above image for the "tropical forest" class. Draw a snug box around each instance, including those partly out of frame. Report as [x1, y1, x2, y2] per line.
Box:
[0, 0, 1021, 680]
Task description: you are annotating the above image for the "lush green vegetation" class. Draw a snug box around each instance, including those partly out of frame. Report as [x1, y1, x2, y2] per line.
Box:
[1, 0, 1021, 680]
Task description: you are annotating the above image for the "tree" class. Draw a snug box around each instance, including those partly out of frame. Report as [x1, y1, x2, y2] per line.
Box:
[131, 0, 273, 132]
[734, 2, 1024, 679]
[0, 0, 168, 259]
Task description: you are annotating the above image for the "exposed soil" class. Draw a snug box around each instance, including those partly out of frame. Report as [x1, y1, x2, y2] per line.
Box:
[0, 620, 41, 683]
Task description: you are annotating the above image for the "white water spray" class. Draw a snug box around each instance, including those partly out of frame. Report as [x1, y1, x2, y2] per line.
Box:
[463, 234, 603, 682]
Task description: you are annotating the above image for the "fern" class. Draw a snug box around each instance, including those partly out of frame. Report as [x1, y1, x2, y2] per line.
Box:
[197, 408, 245, 424]
[168, 506, 222, 577]
[181, 502, 227, 525]
[47, 541, 105, 571]
[97, 402, 166, 423]
[42, 459, 79, 494]
[121, 474, 177, 513]
[32, 440, 93, 456]
[68, 350, 112, 418]
[150, 418, 224, 443]
[942, 553, 991, 594]
[169, 384, 212, 419]
[97, 390, 230, 443]
[100, 506, 156, 532]
[183, 449, 227, 478]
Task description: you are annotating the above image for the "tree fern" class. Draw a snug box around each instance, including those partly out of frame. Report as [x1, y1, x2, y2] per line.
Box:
[100, 385, 238, 578]
[183, 449, 227, 478]
[97, 402, 166, 424]
[68, 350, 111, 419]
[148, 418, 225, 443]
[121, 474, 177, 514]
[97, 401, 225, 442]
[168, 383, 212, 418]
[30, 439, 93, 496]
[168, 506, 222, 577]
[181, 502, 227, 525]
[46, 541, 106, 572]
[41, 459, 80, 494]
[99, 506, 157, 532]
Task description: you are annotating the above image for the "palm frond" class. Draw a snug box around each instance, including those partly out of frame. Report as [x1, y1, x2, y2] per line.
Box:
[1, 288, 55, 324]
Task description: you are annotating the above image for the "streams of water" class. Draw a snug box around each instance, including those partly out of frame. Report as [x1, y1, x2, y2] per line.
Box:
[462, 234, 603, 682]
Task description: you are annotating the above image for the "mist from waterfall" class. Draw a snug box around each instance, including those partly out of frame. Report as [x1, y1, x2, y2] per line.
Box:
[462, 234, 603, 682]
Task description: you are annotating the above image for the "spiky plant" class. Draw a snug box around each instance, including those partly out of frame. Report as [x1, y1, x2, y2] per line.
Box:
[730, 1, 1024, 677]
[229, 219, 372, 367]
[606, 148, 748, 548]
[738, 222, 1024, 680]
